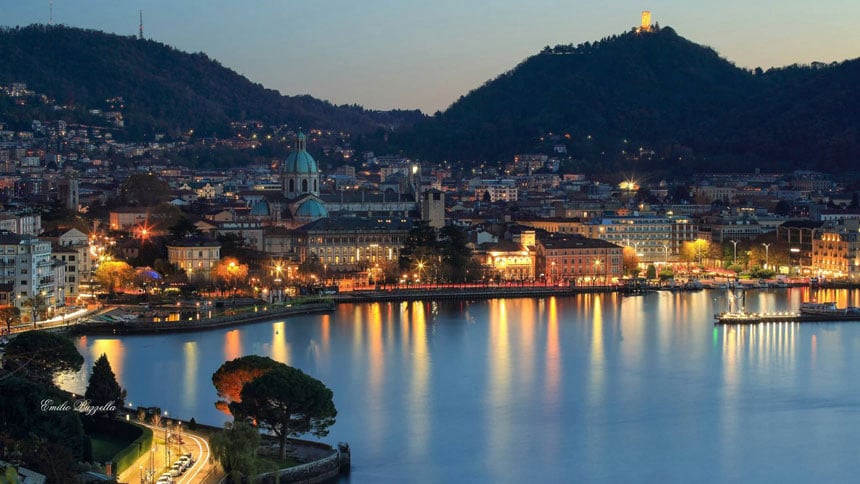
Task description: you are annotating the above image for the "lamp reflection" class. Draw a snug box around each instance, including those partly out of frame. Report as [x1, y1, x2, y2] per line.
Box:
[408, 302, 430, 457]
[271, 321, 288, 364]
[224, 329, 242, 361]
[486, 299, 511, 468]
[545, 297, 560, 408]
[182, 341, 198, 408]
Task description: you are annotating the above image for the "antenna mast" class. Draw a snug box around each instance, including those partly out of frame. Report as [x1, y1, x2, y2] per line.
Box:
[139, 10, 144, 40]
[49, 1, 53, 25]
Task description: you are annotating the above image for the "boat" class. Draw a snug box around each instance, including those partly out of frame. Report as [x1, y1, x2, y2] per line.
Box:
[683, 279, 703, 291]
[799, 301, 860, 316]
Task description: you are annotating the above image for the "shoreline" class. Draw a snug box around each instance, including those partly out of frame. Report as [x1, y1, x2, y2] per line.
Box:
[54, 282, 851, 337]
[69, 301, 337, 336]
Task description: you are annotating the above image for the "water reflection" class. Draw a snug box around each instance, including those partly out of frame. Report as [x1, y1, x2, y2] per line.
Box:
[408, 302, 430, 459]
[62, 289, 860, 483]
[89, 338, 126, 383]
[224, 330, 242, 361]
[486, 299, 511, 475]
[182, 341, 198, 409]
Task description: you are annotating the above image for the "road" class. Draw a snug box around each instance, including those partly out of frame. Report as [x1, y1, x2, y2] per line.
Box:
[117, 422, 220, 484]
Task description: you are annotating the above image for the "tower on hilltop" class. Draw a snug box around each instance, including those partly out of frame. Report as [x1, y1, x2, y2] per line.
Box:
[139, 10, 144, 40]
[641, 11, 652, 31]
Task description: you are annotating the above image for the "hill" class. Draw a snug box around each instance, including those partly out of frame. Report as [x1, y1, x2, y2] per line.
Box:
[379, 26, 860, 173]
[0, 25, 422, 139]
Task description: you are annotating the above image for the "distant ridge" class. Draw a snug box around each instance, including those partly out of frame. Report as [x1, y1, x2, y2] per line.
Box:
[380, 26, 860, 173]
[0, 25, 422, 139]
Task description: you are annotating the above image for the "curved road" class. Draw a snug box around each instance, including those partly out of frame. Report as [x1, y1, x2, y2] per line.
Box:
[118, 422, 221, 484]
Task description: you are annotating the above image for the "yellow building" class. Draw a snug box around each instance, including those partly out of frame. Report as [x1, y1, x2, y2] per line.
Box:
[481, 241, 535, 281]
[812, 230, 860, 279]
[167, 239, 221, 280]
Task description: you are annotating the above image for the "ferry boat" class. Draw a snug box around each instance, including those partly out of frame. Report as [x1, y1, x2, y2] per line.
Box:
[799, 302, 860, 316]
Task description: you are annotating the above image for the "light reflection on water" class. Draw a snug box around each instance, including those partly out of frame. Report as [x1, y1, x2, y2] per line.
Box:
[60, 288, 860, 483]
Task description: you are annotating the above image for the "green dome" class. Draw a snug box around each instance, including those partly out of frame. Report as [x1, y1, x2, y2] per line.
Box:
[283, 132, 318, 174]
[295, 199, 328, 218]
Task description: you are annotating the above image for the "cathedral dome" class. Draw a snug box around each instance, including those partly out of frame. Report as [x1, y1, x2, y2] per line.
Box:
[294, 198, 328, 219]
[283, 132, 318, 175]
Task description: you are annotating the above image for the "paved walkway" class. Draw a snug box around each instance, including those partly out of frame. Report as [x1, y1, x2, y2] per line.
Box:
[4, 306, 100, 335]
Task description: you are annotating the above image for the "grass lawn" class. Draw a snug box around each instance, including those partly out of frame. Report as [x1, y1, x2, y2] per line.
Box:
[90, 431, 132, 463]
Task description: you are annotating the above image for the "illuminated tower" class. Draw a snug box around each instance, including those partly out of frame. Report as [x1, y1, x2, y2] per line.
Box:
[641, 11, 651, 31]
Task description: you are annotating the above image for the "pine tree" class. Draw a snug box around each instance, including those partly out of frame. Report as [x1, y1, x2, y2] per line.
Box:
[84, 353, 126, 417]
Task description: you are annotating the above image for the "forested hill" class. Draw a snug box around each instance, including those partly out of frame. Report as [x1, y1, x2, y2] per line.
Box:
[0, 25, 422, 139]
[381, 27, 860, 173]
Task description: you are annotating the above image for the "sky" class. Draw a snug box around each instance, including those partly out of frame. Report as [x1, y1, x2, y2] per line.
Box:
[3, 0, 860, 113]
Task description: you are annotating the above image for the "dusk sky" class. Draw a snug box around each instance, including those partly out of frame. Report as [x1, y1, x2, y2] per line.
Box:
[3, 0, 859, 113]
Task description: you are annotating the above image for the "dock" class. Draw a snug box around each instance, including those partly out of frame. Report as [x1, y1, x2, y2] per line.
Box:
[715, 311, 860, 325]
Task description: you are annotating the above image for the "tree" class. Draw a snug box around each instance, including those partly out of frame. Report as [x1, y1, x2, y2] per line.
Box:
[20, 293, 47, 326]
[230, 366, 337, 460]
[298, 253, 324, 280]
[84, 354, 126, 418]
[438, 225, 472, 283]
[2, 331, 84, 384]
[169, 217, 201, 240]
[622, 246, 640, 276]
[645, 264, 657, 280]
[0, 305, 20, 333]
[210, 421, 260, 483]
[212, 258, 249, 299]
[399, 221, 438, 272]
[0, 376, 88, 480]
[120, 173, 172, 206]
[212, 355, 281, 414]
[94, 260, 134, 296]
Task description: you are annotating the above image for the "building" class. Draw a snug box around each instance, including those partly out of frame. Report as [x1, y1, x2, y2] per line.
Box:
[0, 212, 42, 236]
[295, 217, 412, 272]
[420, 189, 445, 228]
[281, 132, 328, 228]
[777, 220, 823, 269]
[57, 177, 80, 210]
[581, 214, 697, 263]
[109, 208, 151, 232]
[167, 239, 221, 280]
[481, 240, 534, 281]
[0, 231, 58, 314]
[811, 221, 860, 279]
[535, 235, 622, 285]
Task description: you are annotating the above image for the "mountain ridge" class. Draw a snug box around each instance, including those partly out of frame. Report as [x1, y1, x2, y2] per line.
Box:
[377, 26, 860, 173]
[0, 24, 422, 139]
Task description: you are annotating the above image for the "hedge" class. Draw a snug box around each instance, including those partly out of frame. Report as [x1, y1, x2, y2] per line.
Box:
[113, 423, 153, 476]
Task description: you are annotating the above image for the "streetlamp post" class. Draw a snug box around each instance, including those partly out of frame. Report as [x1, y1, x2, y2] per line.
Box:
[163, 412, 169, 469]
[762, 243, 772, 269]
[730, 240, 739, 265]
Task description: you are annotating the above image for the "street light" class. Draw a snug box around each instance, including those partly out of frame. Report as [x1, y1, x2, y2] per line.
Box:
[762, 243, 772, 269]
[730, 240, 739, 265]
[594, 258, 602, 286]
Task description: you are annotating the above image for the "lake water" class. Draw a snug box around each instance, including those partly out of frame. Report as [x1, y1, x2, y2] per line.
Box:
[61, 288, 860, 483]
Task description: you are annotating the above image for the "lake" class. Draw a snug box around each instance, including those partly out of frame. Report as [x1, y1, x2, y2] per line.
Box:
[60, 287, 860, 483]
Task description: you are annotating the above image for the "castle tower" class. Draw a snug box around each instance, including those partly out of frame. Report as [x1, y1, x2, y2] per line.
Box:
[641, 11, 651, 31]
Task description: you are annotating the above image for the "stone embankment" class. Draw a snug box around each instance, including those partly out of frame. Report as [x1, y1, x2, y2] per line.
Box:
[332, 285, 615, 303]
[70, 302, 335, 335]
